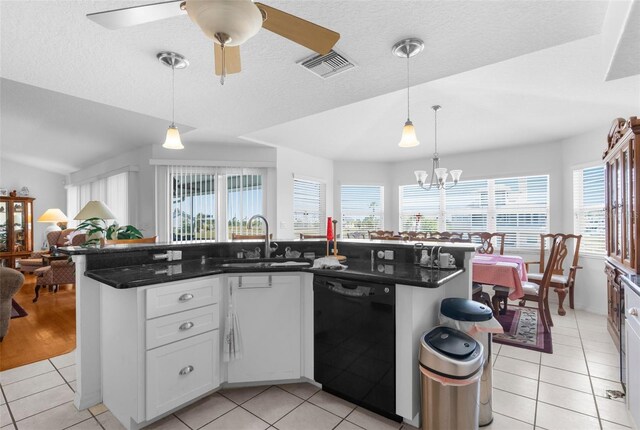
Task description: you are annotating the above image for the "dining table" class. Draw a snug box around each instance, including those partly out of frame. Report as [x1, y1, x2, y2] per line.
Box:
[472, 254, 528, 301]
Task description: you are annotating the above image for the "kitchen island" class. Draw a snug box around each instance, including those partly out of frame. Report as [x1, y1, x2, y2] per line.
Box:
[62, 240, 476, 429]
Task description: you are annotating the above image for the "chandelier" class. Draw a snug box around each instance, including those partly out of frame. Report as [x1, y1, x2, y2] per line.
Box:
[414, 105, 462, 190]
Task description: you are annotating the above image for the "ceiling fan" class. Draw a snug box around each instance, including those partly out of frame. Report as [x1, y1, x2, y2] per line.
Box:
[87, 0, 341, 84]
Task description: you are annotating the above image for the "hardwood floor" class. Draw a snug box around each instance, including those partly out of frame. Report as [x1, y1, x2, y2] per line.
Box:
[0, 274, 76, 370]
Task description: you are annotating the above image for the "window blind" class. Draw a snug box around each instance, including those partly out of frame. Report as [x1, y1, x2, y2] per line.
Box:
[399, 184, 440, 232]
[573, 166, 605, 255]
[494, 175, 549, 249]
[293, 179, 326, 235]
[106, 173, 128, 225]
[225, 168, 264, 239]
[67, 172, 130, 227]
[168, 166, 265, 243]
[341, 185, 384, 238]
[169, 166, 217, 243]
[444, 179, 489, 233]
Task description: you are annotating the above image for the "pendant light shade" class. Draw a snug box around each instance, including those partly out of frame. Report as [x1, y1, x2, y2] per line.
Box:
[399, 120, 419, 148]
[163, 125, 184, 150]
[158, 51, 188, 150]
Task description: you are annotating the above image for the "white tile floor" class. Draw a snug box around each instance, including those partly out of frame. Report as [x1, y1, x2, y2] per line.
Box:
[0, 309, 630, 430]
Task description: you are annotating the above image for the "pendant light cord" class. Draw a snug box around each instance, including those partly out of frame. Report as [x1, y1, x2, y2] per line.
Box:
[406, 51, 410, 121]
[171, 63, 175, 127]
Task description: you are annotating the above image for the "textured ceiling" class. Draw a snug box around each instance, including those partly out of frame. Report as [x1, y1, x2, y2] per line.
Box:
[243, 35, 640, 161]
[0, 0, 629, 170]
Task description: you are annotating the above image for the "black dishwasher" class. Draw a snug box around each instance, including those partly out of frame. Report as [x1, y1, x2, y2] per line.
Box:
[313, 275, 399, 421]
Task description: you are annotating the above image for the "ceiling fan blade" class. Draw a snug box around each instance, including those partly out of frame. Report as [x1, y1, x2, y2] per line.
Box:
[255, 3, 340, 55]
[87, 0, 185, 30]
[214, 44, 242, 76]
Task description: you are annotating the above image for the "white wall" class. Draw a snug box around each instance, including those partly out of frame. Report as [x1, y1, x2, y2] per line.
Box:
[0, 157, 67, 249]
[276, 147, 334, 239]
[561, 128, 609, 314]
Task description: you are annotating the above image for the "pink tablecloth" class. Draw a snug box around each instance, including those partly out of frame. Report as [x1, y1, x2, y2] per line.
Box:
[472, 255, 527, 300]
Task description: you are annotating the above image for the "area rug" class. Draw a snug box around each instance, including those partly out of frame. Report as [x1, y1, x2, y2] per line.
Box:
[493, 306, 552, 353]
[10, 299, 28, 319]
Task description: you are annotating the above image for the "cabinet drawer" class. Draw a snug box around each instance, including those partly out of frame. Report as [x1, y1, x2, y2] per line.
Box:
[146, 278, 220, 319]
[146, 304, 219, 350]
[146, 330, 219, 420]
[626, 285, 640, 335]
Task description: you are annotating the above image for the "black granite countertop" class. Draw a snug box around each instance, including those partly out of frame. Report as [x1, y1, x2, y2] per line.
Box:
[85, 257, 465, 289]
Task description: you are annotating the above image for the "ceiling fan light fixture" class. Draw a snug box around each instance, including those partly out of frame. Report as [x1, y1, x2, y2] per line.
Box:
[399, 120, 420, 148]
[163, 125, 184, 150]
[185, 0, 263, 46]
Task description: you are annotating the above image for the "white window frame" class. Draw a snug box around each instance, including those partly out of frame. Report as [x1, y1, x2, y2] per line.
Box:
[341, 185, 384, 238]
[573, 164, 606, 256]
[293, 178, 326, 236]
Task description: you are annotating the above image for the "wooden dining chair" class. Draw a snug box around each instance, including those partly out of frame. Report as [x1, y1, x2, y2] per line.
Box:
[469, 232, 506, 255]
[429, 231, 467, 241]
[368, 230, 395, 239]
[492, 236, 562, 332]
[469, 232, 506, 310]
[525, 233, 582, 315]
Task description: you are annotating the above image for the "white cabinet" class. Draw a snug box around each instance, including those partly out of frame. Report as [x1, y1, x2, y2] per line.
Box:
[226, 274, 301, 383]
[101, 277, 221, 430]
[626, 284, 640, 429]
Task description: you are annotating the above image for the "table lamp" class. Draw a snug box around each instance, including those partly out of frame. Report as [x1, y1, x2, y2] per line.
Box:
[38, 208, 68, 234]
[74, 201, 116, 221]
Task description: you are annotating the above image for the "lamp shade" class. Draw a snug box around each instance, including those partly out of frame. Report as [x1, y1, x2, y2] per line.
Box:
[37, 208, 68, 223]
[398, 120, 420, 148]
[74, 201, 117, 220]
[163, 125, 184, 150]
[450, 170, 463, 183]
[414, 170, 428, 184]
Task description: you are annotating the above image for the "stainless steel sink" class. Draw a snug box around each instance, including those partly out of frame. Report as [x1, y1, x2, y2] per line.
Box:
[220, 261, 310, 269]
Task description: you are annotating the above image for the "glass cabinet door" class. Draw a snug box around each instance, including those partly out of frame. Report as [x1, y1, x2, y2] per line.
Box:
[13, 201, 26, 252]
[0, 201, 7, 253]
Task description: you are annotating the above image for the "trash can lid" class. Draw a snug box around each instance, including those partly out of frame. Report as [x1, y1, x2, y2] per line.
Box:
[440, 297, 493, 322]
[424, 326, 478, 359]
[419, 326, 484, 378]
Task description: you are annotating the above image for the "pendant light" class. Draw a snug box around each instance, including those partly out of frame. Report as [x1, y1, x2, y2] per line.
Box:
[414, 105, 463, 190]
[393, 38, 424, 148]
[158, 51, 189, 150]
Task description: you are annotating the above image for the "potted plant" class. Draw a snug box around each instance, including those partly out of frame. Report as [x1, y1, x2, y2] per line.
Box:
[75, 218, 143, 247]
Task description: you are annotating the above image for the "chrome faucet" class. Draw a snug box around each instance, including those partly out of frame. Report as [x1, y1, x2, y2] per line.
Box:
[248, 214, 270, 258]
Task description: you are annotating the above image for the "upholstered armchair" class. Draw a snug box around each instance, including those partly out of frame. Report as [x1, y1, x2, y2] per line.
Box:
[1, 267, 25, 341]
[33, 259, 76, 303]
[18, 229, 85, 273]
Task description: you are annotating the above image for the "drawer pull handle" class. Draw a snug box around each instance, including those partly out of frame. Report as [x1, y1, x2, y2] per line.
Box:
[179, 321, 194, 331]
[630, 308, 639, 317]
[179, 365, 194, 375]
[178, 293, 194, 302]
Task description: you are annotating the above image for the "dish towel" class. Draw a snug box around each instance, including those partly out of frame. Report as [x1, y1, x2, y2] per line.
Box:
[223, 280, 243, 362]
[312, 256, 347, 270]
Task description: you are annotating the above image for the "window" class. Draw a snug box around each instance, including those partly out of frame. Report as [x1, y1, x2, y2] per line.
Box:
[293, 179, 326, 236]
[444, 179, 489, 233]
[398, 174, 549, 249]
[341, 185, 384, 238]
[399, 185, 440, 232]
[494, 175, 549, 249]
[573, 166, 605, 255]
[168, 166, 265, 243]
[67, 172, 130, 227]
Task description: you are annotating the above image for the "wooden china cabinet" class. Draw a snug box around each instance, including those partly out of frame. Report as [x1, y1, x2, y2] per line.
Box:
[0, 196, 35, 269]
[604, 117, 640, 349]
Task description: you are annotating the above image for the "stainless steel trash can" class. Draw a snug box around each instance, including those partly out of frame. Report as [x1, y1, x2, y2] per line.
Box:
[439, 297, 498, 426]
[419, 326, 484, 430]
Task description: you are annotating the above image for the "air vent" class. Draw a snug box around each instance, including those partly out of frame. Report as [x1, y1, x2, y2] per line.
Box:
[299, 50, 356, 79]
